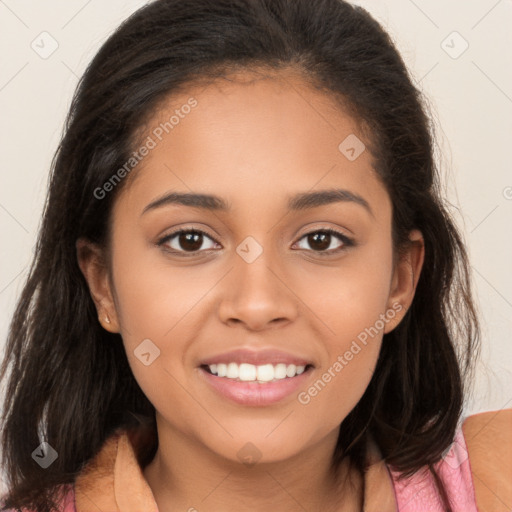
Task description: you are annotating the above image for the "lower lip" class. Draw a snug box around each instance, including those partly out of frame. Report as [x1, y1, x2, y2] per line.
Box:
[198, 366, 313, 406]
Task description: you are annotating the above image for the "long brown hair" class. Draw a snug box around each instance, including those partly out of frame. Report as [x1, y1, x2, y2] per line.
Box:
[0, 1, 480, 511]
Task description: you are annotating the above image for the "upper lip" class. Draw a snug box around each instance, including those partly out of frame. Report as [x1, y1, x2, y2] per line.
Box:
[199, 348, 314, 367]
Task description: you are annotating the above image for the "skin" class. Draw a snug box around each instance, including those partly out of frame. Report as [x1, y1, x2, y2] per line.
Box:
[77, 67, 424, 512]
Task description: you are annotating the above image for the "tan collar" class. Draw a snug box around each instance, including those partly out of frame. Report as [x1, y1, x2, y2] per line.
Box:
[75, 429, 158, 511]
[74, 428, 397, 512]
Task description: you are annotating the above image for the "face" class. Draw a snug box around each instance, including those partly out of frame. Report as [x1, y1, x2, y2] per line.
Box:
[78, 67, 423, 466]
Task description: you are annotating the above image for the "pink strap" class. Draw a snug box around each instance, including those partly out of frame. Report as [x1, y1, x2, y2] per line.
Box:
[61, 484, 77, 512]
[1, 484, 76, 512]
[390, 428, 478, 511]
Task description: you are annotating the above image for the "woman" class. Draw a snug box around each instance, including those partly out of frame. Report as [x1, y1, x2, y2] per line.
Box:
[1, 1, 510, 511]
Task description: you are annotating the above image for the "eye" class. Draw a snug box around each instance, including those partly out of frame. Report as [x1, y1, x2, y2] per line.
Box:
[157, 228, 220, 254]
[293, 228, 354, 255]
[157, 227, 354, 257]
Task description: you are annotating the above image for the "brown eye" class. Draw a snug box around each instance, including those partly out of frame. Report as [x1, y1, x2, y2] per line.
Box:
[307, 232, 331, 251]
[159, 229, 219, 254]
[294, 229, 353, 255]
[177, 231, 204, 252]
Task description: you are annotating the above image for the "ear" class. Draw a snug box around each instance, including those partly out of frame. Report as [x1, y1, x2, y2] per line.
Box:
[384, 229, 425, 334]
[76, 237, 120, 333]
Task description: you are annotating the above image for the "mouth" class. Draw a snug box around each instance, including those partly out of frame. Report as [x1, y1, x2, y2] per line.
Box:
[197, 362, 315, 406]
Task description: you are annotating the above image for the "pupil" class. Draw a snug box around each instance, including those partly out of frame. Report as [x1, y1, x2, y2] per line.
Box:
[309, 232, 330, 251]
[180, 232, 202, 251]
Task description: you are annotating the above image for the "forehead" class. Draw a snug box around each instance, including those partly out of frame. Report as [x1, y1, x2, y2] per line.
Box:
[114, 67, 389, 218]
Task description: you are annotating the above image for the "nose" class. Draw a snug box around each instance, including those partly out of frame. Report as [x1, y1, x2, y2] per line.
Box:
[217, 246, 299, 331]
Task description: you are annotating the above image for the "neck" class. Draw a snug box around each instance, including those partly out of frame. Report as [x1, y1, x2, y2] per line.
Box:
[142, 421, 363, 512]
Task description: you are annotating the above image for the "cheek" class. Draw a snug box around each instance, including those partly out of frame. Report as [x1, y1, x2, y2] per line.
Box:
[296, 289, 386, 432]
[110, 228, 214, 341]
[294, 238, 393, 420]
[296, 343, 381, 440]
[298, 232, 394, 341]
[108, 232, 213, 396]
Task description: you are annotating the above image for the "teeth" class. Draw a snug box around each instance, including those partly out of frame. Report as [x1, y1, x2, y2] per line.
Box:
[257, 364, 274, 382]
[274, 363, 287, 379]
[206, 362, 307, 382]
[217, 363, 227, 377]
[239, 363, 257, 381]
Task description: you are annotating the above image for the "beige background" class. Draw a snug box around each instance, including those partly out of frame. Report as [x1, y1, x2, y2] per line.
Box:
[1, 0, 511, 491]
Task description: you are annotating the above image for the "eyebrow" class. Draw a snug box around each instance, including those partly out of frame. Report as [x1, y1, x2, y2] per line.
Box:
[141, 188, 373, 217]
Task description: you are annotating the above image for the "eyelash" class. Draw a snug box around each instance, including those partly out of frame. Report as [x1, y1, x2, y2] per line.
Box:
[157, 227, 355, 257]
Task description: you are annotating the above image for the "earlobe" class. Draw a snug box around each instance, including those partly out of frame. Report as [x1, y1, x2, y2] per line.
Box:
[76, 238, 119, 333]
[384, 229, 425, 334]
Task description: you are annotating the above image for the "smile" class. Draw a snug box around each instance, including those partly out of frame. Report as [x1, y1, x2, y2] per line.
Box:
[198, 363, 314, 406]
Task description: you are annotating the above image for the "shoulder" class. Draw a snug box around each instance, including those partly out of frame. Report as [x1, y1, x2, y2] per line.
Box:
[462, 407, 512, 511]
[462, 407, 512, 447]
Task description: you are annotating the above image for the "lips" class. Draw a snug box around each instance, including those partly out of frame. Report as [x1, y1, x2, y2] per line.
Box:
[196, 347, 315, 406]
[198, 363, 314, 406]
